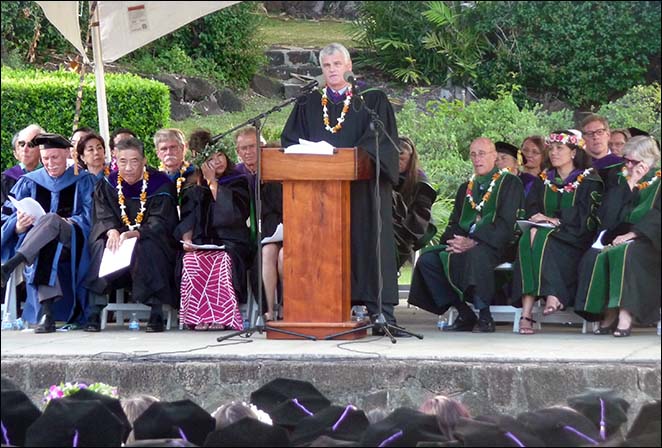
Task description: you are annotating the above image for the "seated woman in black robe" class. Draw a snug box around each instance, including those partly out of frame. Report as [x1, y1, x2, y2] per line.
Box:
[575, 136, 661, 337]
[175, 135, 251, 331]
[84, 138, 179, 332]
[392, 136, 437, 270]
[511, 130, 603, 334]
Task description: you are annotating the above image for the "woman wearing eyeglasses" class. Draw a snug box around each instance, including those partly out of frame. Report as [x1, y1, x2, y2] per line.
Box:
[511, 130, 603, 334]
[575, 136, 661, 337]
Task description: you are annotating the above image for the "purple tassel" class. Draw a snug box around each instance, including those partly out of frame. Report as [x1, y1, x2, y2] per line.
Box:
[599, 398, 607, 440]
[73, 429, 79, 447]
[1, 421, 10, 446]
[177, 426, 188, 441]
[379, 429, 403, 447]
[563, 425, 598, 445]
[504, 431, 526, 447]
[292, 398, 314, 416]
[332, 405, 356, 431]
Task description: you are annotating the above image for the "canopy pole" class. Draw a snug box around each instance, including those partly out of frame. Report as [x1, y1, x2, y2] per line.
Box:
[90, 1, 110, 161]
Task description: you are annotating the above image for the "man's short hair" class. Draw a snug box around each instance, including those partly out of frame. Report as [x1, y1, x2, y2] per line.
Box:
[318, 43, 351, 67]
[234, 127, 266, 146]
[581, 114, 610, 132]
[153, 128, 186, 148]
[110, 128, 137, 150]
[115, 137, 145, 157]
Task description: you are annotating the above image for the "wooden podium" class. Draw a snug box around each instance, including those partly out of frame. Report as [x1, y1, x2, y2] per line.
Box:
[260, 147, 373, 339]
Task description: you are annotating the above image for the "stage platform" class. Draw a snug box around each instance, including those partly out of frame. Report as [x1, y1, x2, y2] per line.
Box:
[2, 303, 660, 426]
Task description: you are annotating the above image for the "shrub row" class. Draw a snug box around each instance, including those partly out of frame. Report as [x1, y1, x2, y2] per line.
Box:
[1, 68, 170, 170]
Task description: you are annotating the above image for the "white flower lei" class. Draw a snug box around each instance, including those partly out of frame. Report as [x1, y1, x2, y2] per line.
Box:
[466, 168, 509, 212]
[541, 167, 593, 194]
[321, 85, 353, 134]
[117, 167, 148, 231]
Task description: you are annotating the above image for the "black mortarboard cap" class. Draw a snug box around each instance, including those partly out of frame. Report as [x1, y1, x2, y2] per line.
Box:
[567, 388, 630, 438]
[31, 133, 72, 149]
[124, 438, 198, 447]
[359, 407, 448, 447]
[72, 388, 132, 443]
[203, 417, 290, 447]
[625, 400, 661, 447]
[250, 378, 331, 413]
[291, 404, 370, 445]
[495, 141, 519, 160]
[133, 399, 215, 447]
[464, 414, 545, 447]
[25, 397, 125, 447]
[1, 389, 42, 447]
[627, 127, 650, 137]
[517, 406, 601, 447]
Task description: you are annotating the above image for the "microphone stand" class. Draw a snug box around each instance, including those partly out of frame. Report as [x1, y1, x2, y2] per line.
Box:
[217, 87, 319, 342]
[324, 84, 423, 343]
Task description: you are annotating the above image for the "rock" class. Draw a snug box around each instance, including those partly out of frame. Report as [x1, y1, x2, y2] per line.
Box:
[250, 73, 284, 98]
[170, 97, 193, 121]
[193, 99, 224, 116]
[283, 80, 307, 99]
[214, 88, 244, 112]
[287, 50, 316, 65]
[266, 50, 286, 66]
[183, 77, 217, 102]
[151, 74, 187, 101]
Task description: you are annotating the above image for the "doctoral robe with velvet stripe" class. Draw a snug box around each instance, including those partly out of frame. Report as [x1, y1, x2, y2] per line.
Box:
[574, 170, 661, 323]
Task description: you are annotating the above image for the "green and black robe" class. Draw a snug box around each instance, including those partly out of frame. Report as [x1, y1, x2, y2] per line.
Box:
[575, 169, 661, 324]
[408, 168, 523, 313]
[511, 168, 603, 307]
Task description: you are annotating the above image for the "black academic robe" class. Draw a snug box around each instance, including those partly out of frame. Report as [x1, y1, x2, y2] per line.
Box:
[175, 171, 252, 303]
[575, 171, 661, 323]
[512, 169, 603, 307]
[593, 153, 623, 191]
[85, 167, 179, 306]
[408, 171, 523, 314]
[281, 87, 400, 305]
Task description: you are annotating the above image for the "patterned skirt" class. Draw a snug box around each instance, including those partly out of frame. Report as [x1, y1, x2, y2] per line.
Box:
[180, 250, 243, 330]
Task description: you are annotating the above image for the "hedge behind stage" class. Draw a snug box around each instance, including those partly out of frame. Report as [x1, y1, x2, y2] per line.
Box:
[0, 68, 170, 170]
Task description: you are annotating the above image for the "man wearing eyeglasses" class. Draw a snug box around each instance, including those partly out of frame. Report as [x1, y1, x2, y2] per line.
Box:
[1, 124, 44, 211]
[581, 114, 623, 189]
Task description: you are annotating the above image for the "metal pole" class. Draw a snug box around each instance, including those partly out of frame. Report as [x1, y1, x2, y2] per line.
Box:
[90, 1, 110, 161]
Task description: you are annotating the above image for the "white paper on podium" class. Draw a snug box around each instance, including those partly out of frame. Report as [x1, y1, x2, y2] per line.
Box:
[261, 223, 283, 244]
[98, 237, 137, 277]
[9, 196, 46, 218]
[284, 139, 335, 155]
[516, 220, 556, 232]
[180, 241, 225, 250]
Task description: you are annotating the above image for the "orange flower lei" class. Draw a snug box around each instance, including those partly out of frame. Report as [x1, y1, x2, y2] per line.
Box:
[540, 168, 593, 193]
[104, 165, 110, 177]
[621, 167, 661, 190]
[159, 161, 190, 196]
[321, 85, 353, 134]
[117, 168, 149, 231]
[466, 168, 508, 211]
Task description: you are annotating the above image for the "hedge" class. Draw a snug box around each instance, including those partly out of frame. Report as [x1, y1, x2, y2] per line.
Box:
[1, 68, 170, 170]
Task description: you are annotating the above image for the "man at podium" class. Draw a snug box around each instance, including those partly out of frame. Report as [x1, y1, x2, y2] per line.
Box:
[281, 43, 405, 335]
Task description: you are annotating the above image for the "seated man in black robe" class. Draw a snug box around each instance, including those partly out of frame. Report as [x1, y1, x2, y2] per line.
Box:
[408, 138, 524, 332]
[280, 42, 403, 336]
[84, 138, 179, 332]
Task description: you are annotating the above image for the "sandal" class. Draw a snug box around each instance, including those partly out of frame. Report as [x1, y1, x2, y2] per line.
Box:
[194, 323, 210, 331]
[208, 323, 226, 331]
[543, 301, 565, 316]
[264, 312, 274, 322]
[594, 318, 619, 335]
[613, 326, 632, 337]
[519, 316, 536, 335]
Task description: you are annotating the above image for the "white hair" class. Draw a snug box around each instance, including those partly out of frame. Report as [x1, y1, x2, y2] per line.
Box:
[318, 43, 351, 67]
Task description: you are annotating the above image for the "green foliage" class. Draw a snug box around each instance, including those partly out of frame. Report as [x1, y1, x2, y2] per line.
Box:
[472, 1, 662, 108]
[1, 68, 170, 170]
[353, 1, 487, 86]
[123, 2, 265, 88]
[598, 83, 661, 142]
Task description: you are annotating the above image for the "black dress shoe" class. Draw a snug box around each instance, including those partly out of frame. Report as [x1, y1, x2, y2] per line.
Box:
[146, 314, 164, 333]
[476, 316, 496, 333]
[34, 314, 56, 334]
[372, 326, 413, 338]
[84, 314, 101, 332]
[446, 314, 477, 332]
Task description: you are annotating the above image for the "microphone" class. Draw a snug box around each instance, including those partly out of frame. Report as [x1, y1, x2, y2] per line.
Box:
[301, 74, 326, 92]
[343, 71, 359, 94]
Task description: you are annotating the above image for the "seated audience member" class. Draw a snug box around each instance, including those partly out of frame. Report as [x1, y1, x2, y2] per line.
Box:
[582, 114, 623, 190]
[609, 128, 631, 157]
[76, 132, 109, 182]
[211, 401, 271, 429]
[121, 394, 160, 444]
[109, 127, 137, 171]
[419, 395, 471, 440]
[512, 130, 603, 335]
[575, 136, 660, 337]
[496, 140, 541, 200]
[408, 138, 523, 332]
[155, 128, 196, 203]
[392, 136, 437, 269]
[176, 131, 251, 331]
[84, 138, 179, 333]
[1, 133, 95, 332]
[69, 126, 95, 169]
[520, 135, 547, 176]
[1, 124, 44, 208]
[235, 127, 283, 322]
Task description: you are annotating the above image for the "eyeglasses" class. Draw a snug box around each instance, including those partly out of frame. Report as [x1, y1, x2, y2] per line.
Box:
[469, 151, 495, 160]
[17, 141, 35, 148]
[622, 157, 642, 167]
[583, 128, 607, 138]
